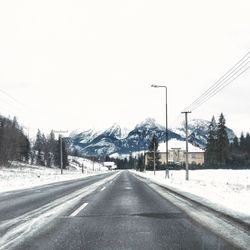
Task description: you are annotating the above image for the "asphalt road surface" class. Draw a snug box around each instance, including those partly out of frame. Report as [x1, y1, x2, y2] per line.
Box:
[0, 171, 238, 250]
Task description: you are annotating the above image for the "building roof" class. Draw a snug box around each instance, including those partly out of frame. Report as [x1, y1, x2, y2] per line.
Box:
[103, 161, 115, 166]
[158, 139, 204, 153]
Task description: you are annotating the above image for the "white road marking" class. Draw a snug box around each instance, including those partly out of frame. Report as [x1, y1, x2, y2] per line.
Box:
[0, 172, 120, 250]
[100, 187, 106, 191]
[69, 203, 88, 217]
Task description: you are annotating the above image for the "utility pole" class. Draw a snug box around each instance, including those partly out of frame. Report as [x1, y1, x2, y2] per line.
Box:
[143, 130, 146, 173]
[165, 87, 169, 178]
[53, 130, 68, 175]
[59, 135, 63, 174]
[181, 111, 191, 181]
[144, 151, 146, 172]
[153, 141, 156, 175]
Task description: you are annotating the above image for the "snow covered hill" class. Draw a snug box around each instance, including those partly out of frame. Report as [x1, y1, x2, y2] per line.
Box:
[68, 118, 235, 156]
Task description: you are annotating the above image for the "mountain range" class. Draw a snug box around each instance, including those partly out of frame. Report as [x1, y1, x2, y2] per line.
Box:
[67, 118, 235, 157]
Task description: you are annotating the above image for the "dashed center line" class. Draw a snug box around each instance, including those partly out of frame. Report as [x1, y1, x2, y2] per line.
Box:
[70, 203, 88, 217]
[100, 187, 106, 191]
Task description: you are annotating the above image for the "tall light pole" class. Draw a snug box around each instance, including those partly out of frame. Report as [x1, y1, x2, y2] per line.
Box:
[181, 111, 191, 181]
[151, 85, 168, 177]
[153, 140, 156, 175]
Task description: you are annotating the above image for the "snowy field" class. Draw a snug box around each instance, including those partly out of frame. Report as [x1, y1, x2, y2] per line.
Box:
[0, 158, 109, 193]
[134, 169, 250, 221]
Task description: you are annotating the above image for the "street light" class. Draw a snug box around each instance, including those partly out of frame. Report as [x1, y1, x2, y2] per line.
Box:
[151, 84, 169, 177]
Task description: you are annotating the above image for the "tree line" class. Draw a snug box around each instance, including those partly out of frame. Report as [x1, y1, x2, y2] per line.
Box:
[0, 115, 68, 168]
[205, 113, 250, 168]
[1, 113, 249, 170]
[32, 129, 68, 168]
[0, 116, 30, 165]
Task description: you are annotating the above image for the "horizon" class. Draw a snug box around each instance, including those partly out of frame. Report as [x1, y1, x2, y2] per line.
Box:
[8, 114, 243, 139]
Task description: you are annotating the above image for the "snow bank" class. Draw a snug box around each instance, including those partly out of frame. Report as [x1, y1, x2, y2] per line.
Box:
[0, 160, 109, 193]
[133, 169, 250, 221]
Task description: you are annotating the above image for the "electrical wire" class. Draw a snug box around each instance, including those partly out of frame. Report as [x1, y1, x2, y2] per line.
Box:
[190, 64, 250, 111]
[185, 55, 249, 111]
[0, 88, 25, 107]
[182, 52, 250, 112]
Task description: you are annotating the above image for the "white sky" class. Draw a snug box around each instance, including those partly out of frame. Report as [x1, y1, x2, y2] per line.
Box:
[0, 0, 249, 137]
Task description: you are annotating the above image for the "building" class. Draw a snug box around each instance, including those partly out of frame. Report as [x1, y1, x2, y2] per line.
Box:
[103, 161, 117, 170]
[145, 139, 204, 166]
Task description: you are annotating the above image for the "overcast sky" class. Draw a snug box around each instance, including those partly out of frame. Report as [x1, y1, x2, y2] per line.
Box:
[0, 0, 249, 137]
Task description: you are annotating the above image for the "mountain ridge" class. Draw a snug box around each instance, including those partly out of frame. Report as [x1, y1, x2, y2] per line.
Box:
[68, 118, 235, 157]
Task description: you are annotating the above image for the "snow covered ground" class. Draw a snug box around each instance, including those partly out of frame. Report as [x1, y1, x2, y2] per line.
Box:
[68, 155, 108, 171]
[133, 169, 250, 222]
[0, 158, 109, 193]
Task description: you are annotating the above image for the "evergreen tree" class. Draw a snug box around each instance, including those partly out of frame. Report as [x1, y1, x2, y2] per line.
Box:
[0, 116, 30, 165]
[231, 136, 240, 154]
[12, 116, 18, 129]
[245, 133, 250, 156]
[62, 138, 68, 169]
[41, 133, 48, 166]
[216, 113, 229, 165]
[48, 130, 56, 166]
[137, 153, 144, 172]
[239, 133, 245, 153]
[19, 135, 30, 162]
[129, 154, 135, 169]
[72, 148, 80, 157]
[53, 139, 60, 167]
[205, 116, 217, 166]
[34, 129, 42, 151]
[34, 129, 44, 165]
[147, 134, 161, 170]
[233, 136, 239, 148]
[124, 158, 128, 169]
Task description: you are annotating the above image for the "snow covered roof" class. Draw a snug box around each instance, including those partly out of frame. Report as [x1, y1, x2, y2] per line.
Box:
[103, 161, 116, 166]
[158, 139, 204, 153]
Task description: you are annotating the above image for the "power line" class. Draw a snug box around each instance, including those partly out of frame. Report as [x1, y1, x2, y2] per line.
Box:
[0, 87, 50, 121]
[185, 54, 249, 111]
[184, 52, 249, 111]
[188, 60, 249, 111]
[182, 52, 250, 112]
[0, 88, 25, 107]
[190, 65, 249, 111]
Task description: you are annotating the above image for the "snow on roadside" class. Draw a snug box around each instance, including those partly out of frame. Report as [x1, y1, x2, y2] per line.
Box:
[133, 169, 250, 222]
[68, 155, 108, 171]
[0, 160, 109, 193]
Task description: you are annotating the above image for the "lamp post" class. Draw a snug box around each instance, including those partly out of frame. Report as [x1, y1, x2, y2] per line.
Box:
[151, 85, 169, 177]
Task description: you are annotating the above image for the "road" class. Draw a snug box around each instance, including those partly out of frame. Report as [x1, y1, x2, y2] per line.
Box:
[0, 171, 238, 250]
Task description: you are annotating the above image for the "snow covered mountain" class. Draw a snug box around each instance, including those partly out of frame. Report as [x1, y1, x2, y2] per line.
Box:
[69, 118, 180, 156]
[173, 119, 235, 148]
[68, 118, 235, 156]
